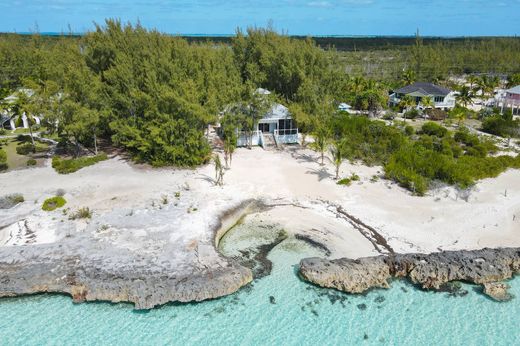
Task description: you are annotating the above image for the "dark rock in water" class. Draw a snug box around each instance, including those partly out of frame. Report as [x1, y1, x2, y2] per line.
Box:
[363, 334, 369, 340]
[357, 303, 367, 310]
[401, 287, 408, 293]
[299, 247, 520, 299]
[438, 282, 468, 298]
[483, 282, 513, 302]
[374, 296, 385, 303]
[269, 296, 276, 304]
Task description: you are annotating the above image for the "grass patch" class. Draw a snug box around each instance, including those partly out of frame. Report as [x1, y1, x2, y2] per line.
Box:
[52, 153, 108, 174]
[42, 196, 67, 211]
[0, 194, 24, 209]
[69, 207, 92, 220]
[338, 173, 360, 186]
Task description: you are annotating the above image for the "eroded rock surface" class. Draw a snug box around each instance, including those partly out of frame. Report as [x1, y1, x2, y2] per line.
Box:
[299, 248, 520, 297]
[483, 282, 513, 302]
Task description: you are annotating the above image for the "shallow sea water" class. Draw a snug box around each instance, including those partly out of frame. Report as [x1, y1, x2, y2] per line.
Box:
[0, 224, 519, 345]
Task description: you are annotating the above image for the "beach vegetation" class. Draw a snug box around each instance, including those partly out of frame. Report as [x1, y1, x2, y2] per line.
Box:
[69, 207, 92, 220]
[0, 193, 24, 209]
[42, 196, 67, 211]
[52, 153, 108, 174]
[0, 148, 7, 171]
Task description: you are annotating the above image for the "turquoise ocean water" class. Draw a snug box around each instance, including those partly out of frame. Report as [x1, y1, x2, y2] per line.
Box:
[0, 225, 519, 345]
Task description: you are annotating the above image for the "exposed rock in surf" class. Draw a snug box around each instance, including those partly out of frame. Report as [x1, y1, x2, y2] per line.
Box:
[299, 247, 520, 299]
[483, 282, 513, 302]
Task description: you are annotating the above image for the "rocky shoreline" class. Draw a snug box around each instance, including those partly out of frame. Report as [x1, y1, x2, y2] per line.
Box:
[299, 247, 520, 301]
[0, 201, 257, 310]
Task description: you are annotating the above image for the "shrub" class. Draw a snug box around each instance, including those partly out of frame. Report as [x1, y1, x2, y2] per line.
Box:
[52, 153, 108, 174]
[0, 148, 7, 171]
[421, 122, 448, 137]
[0, 194, 24, 209]
[16, 142, 47, 155]
[27, 158, 37, 166]
[0, 128, 6, 135]
[482, 115, 520, 138]
[404, 125, 414, 136]
[69, 207, 92, 220]
[338, 173, 360, 186]
[42, 196, 67, 211]
[404, 109, 421, 119]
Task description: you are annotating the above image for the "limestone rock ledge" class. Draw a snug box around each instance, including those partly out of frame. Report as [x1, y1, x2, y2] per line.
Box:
[0, 240, 253, 310]
[299, 248, 520, 298]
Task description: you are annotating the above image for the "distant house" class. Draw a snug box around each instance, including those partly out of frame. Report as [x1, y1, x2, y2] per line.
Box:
[235, 89, 299, 148]
[498, 85, 520, 115]
[389, 82, 456, 111]
[0, 89, 40, 130]
[338, 103, 352, 112]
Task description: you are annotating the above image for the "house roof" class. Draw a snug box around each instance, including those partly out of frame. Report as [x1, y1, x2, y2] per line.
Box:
[506, 85, 520, 95]
[395, 82, 451, 97]
[261, 103, 291, 121]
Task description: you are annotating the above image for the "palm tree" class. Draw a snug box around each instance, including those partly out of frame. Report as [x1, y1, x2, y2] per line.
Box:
[421, 96, 435, 109]
[456, 86, 473, 108]
[401, 70, 416, 86]
[399, 95, 416, 120]
[467, 75, 479, 90]
[330, 140, 345, 180]
[311, 121, 331, 166]
[213, 154, 224, 186]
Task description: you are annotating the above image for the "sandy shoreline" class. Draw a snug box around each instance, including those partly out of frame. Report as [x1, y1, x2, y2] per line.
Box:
[0, 145, 519, 307]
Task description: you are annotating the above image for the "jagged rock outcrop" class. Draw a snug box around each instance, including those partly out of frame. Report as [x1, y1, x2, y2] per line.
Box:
[300, 248, 520, 297]
[483, 282, 513, 302]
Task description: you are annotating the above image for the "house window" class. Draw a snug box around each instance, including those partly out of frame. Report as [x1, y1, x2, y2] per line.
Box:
[434, 96, 444, 103]
[278, 119, 296, 135]
[258, 123, 270, 133]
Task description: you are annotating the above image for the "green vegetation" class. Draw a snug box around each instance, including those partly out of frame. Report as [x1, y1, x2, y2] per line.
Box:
[16, 142, 48, 155]
[26, 158, 36, 166]
[52, 153, 108, 174]
[69, 207, 92, 220]
[323, 114, 519, 195]
[0, 193, 24, 209]
[0, 148, 7, 171]
[482, 111, 520, 139]
[338, 173, 360, 186]
[42, 196, 67, 211]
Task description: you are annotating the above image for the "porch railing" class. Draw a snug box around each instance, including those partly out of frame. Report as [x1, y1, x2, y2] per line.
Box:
[274, 128, 299, 144]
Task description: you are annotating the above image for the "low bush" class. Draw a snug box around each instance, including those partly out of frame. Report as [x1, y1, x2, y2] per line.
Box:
[0, 194, 24, 209]
[52, 153, 108, 174]
[27, 158, 37, 166]
[16, 142, 47, 155]
[69, 207, 92, 220]
[0, 128, 6, 135]
[421, 122, 448, 137]
[404, 109, 421, 119]
[42, 196, 67, 211]
[338, 173, 360, 186]
[0, 148, 7, 171]
[482, 115, 520, 139]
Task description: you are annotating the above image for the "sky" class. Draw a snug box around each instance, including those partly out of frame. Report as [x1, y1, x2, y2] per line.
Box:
[0, 0, 519, 36]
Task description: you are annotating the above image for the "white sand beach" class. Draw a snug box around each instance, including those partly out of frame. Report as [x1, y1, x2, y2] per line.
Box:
[1, 145, 519, 259]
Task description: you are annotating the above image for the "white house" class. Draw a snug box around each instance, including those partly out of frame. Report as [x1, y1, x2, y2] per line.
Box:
[389, 82, 456, 111]
[235, 89, 299, 148]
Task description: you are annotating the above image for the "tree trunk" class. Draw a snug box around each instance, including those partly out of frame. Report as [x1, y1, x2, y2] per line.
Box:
[28, 124, 36, 153]
[321, 151, 324, 165]
[335, 164, 339, 180]
[93, 134, 98, 155]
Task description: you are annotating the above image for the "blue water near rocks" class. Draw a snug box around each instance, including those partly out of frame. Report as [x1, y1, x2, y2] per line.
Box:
[0, 231, 519, 345]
